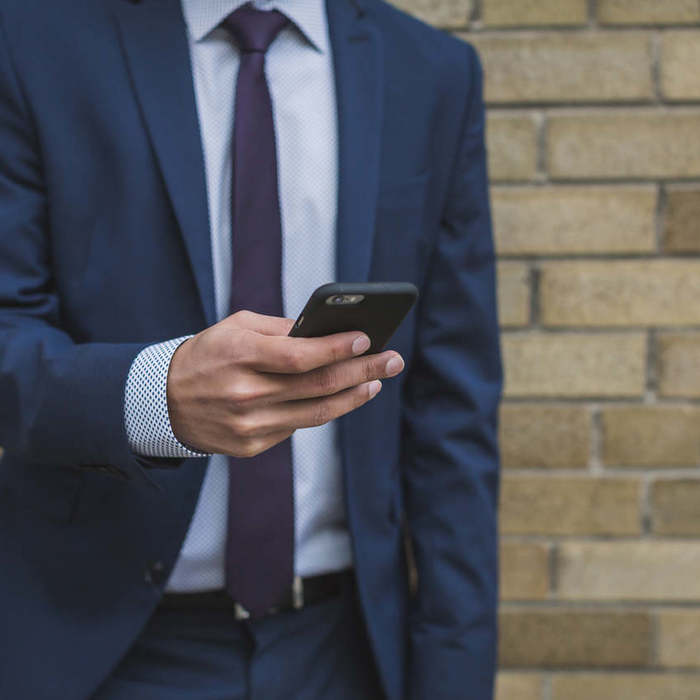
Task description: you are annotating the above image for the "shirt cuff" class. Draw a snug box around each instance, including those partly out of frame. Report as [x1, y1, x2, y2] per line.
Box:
[124, 336, 211, 458]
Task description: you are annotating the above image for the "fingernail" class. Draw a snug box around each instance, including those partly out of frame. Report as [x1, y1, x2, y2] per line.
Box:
[368, 380, 382, 398]
[385, 356, 404, 376]
[352, 335, 371, 355]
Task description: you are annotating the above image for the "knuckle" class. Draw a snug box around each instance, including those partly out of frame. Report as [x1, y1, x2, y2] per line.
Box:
[228, 386, 252, 407]
[329, 339, 345, 364]
[364, 358, 377, 383]
[232, 309, 254, 324]
[315, 365, 337, 395]
[284, 345, 306, 373]
[230, 414, 258, 439]
[235, 439, 259, 458]
[228, 379, 264, 407]
[355, 383, 372, 405]
[311, 400, 331, 427]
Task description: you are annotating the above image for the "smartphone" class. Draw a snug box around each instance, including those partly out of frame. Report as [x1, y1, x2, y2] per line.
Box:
[288, 282, 418, 354]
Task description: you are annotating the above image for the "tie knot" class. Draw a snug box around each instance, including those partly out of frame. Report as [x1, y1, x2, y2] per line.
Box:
[222, 3, 290, 54]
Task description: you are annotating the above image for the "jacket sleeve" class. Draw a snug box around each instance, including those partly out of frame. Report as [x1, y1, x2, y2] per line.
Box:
[0, 13, 175, 483]
[402, 43, 502, 700]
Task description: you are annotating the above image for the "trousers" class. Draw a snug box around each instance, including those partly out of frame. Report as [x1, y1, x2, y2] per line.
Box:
[91, 573, 385, 700]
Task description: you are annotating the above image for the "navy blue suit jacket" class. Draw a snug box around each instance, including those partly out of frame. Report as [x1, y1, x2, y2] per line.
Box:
[0, 0, 502, 698]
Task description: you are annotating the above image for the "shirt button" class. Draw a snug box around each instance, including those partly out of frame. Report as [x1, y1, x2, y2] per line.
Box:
[145, 560, 167, 585]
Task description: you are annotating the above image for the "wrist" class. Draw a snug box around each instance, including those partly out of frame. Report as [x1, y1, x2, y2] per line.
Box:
[124, 335, 207, 458]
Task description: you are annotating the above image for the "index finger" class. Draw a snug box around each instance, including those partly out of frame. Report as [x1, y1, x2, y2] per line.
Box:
[244, 330, 371, 374]
[226, 310, 296, 336]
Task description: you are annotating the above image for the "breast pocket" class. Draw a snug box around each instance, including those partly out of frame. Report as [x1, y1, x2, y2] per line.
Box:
[371, 170, 431, 283]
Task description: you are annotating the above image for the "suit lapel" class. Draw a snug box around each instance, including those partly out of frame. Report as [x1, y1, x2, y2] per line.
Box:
[327, 0, 384, 284]
[113, 0, 381, 324]
[114, 0, 216, 327]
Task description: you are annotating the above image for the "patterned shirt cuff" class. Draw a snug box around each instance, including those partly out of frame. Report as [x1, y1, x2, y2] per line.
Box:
[124, 336, 211, 458]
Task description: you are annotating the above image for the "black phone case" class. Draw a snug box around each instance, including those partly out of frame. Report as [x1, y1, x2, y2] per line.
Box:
[288, 282, 418, 354]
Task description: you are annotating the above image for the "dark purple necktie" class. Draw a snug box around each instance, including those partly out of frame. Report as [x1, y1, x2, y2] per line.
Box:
[222, 3, 293, 618]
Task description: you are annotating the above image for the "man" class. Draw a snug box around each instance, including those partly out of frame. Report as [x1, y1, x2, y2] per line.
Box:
[0, 0, 501, 698]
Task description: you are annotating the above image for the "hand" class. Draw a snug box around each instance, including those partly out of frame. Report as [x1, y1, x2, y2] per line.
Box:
[166, 310, 404, 457]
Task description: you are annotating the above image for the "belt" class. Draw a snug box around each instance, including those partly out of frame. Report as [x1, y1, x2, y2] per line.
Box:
[159, 569, 353, 621]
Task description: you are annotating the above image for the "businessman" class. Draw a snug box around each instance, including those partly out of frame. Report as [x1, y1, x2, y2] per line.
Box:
[0, 0, 501, 698]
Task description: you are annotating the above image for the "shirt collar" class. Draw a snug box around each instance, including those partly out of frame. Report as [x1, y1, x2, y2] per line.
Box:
[181, 0, 328, 53]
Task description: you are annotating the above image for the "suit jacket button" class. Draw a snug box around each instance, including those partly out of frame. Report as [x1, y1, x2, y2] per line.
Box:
[145, 561, 166, 585]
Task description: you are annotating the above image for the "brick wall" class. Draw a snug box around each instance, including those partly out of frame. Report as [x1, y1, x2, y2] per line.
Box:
[390, 1, 700, 698]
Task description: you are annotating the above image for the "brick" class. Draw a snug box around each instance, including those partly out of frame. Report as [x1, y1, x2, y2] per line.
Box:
[658, 610, 700, 668]
[500, 541, 550, 600]
[487, 113, 539, 182]
[552, 673, 700, 700]
[548, 110, 700, 179]
[497, 262, 530, 327]
[658, 333, 700, 398]
[664, 186, 700, 252]
[499, 403, 590, 468]
[387, 0, 471, 28]
[499, 608, 651, 667]
[470, 33, 652, 104]
[557, 541, 700, 600]
[500, 476, 640, 535]
[540, 260, 700, 327]
[662, 32, 700, 99]
[651, 480, 700, 535]
[492, 185, 656, 255]
[495, 673, 542, 700]
[599, 0, 700, 25]
[503, 333, 646, 398]
[602, 406, 700, 467]
[482, 0, 587, 27]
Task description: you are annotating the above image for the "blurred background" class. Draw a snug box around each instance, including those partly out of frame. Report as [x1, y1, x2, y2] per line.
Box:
[389, 1, 700, 699]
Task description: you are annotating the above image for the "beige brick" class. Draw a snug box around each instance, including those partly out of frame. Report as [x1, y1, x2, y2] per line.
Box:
[499, 403, 590, 468]
[493, 186, 656, 255]
[602, 406, 700, 467]
[599, 0, 700, 25]
[658, 610, 700, 668]
[495, 673, 542, 700]
[470, 33, 652, 104]
[540, 260, 700, 327]
[664, 186, 700, 252]
[487, 113, 539, 182]
[500, 541, 550, 600]
[548, 110, 700, 179]
[662, 32, 700, 99]
[387, 0, 471, 28]
[557, 541, 700, 600]
[651, 480, 700, 535]
[482, 0, 587, 27]
[552, 673, 700, 700]
[498, 262, 530, 327]
[499, 609, 651, 667]
[503, 333, 646, 398]
[659, 333, 700, 398]
[501, 476, 640, 535]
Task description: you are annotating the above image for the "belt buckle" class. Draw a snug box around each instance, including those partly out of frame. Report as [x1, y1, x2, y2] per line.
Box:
[233, 576, 304, 620]
[292, 575, 304, 610]
[234, 602, 250, 621]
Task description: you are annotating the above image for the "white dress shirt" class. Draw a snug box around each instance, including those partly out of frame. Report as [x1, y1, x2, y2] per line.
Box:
[123, 0, 352, 591]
